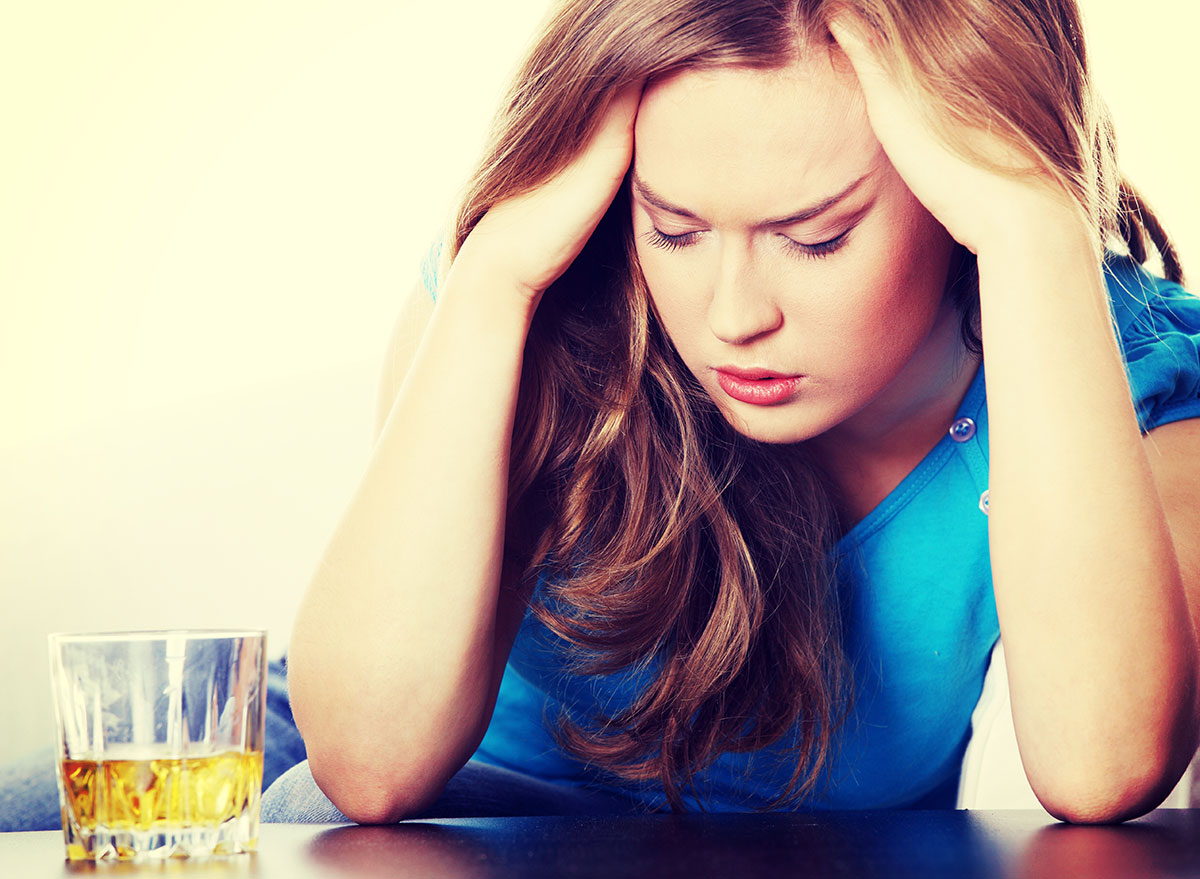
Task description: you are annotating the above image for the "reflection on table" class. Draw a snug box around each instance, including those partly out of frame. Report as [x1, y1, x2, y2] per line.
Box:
[5, 809, 1199, 879]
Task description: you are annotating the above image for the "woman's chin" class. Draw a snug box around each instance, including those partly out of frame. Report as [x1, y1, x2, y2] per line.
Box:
[714, 404, 828, 446]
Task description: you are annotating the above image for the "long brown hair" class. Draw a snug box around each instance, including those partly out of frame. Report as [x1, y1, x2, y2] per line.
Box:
[450, 0, 1183, 811]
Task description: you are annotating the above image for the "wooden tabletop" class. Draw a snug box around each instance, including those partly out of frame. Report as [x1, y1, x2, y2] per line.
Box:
[4, 810, 1200, 878]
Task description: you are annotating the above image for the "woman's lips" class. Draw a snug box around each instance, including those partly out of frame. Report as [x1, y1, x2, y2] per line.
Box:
[713, 367, 803, 406]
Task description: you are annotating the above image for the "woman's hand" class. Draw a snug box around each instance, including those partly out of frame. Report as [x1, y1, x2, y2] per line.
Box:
[827, 17, 1082, 256]
[456, 82, 643, 308]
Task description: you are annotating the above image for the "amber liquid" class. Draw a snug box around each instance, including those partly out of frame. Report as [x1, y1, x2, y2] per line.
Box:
[59, 749, 263, 860]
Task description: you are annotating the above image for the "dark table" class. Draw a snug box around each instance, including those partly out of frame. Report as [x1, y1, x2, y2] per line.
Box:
[4, 810, 1200, 878]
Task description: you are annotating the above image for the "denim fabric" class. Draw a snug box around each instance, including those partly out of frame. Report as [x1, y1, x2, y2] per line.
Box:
[0, 747, 60, 832]
[260, 758, 644, 823]
[260, 655, 309, 783]
[0, 656, 305, 832]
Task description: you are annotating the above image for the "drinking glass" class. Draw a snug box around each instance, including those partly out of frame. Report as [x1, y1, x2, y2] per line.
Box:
[48, 630, 267, 861]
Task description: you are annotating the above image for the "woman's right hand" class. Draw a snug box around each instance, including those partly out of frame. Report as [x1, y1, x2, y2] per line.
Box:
[455, 82, 643, 309]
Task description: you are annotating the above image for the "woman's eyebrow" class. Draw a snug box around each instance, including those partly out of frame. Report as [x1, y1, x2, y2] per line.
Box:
[631, 171, 871, 226]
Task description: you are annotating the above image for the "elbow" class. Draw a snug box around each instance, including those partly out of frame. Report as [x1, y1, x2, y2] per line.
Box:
[1031, 746, 1193, 825]
[1037, 788, 1153, 826]
[307, 746, 455, 824]
[286, 654, 490, 824]
[1030, 671, 1200, 824]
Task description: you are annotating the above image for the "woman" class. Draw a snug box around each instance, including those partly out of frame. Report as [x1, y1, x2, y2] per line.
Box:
[270, 0, 1200, 824]
[5, 0, 1191, 830]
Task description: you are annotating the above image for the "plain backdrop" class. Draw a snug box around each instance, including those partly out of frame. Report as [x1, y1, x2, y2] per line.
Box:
[2, 1, 1197, 766]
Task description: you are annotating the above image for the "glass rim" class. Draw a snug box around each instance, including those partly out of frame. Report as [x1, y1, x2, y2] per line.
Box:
[48, 628, 266, 644]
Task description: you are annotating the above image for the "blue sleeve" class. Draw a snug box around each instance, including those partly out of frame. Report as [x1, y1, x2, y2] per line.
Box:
[420, 238, 445, 303]
[1103, 253, 1200, 433]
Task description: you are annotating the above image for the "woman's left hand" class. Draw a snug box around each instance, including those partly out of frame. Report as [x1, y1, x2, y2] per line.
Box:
[828, 15, 1083, 256]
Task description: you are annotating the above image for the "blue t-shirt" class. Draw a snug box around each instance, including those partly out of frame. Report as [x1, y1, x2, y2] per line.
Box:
[422, 247, 1200, 810]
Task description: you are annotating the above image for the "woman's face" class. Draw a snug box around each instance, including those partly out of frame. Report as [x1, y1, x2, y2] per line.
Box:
[632, 49, 963, 447]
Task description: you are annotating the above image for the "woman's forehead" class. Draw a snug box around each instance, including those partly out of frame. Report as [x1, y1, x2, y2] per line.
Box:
[633, 56, 885, 224]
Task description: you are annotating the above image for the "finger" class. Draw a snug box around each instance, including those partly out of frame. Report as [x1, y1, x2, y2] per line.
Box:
[827, 15, 888, 79]
[540, 80, 643, 236]
[827, 14, 936, 176]
[566, 80, 644, 184]
[827, 16, 905, 122]
[484, 81, 644, 295]
[603, 80, 646, 134]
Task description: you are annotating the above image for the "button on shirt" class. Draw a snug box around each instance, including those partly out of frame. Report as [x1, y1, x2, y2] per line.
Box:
[949, 417, 977, 442]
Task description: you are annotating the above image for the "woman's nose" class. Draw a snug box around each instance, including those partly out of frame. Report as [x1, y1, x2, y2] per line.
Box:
[706, 246, 783, 345]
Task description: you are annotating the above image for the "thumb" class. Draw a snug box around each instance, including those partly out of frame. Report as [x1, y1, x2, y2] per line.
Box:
[827, 15, 899, 113]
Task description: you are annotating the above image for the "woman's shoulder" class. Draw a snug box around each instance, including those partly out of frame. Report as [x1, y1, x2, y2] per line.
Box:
[1101, 252, 1200, 432]
[1103, 252, 1198, 338]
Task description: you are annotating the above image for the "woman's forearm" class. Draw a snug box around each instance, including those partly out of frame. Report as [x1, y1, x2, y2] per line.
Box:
[978, 223, 1199, 822]
[286, 258, 535, 821]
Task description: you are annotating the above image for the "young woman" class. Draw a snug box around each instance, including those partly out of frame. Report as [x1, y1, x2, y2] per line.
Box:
[6, 0, 1191, 831]
[267, 0, 1200, 824]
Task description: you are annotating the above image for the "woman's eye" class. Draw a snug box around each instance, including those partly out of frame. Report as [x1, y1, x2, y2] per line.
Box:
[644, 228, 701, 251]
[645, 227, 852, 259]
[781, 230, 851, 260]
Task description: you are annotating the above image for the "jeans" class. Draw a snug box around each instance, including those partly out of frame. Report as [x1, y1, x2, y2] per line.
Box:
[0, 656, 306, 832]
[260, 759, 642, 823]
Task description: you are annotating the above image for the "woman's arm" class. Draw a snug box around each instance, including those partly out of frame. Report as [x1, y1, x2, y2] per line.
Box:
[976, 228, 1198, 823]
[1144, 418, 1200, 625]
[287, 266, 537, 824]
[831, 20, 1200, 823]
[285, 84, 641, 824]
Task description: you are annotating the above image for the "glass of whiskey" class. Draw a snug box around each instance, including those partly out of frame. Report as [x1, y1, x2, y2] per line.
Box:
[48, 630, 267, 861]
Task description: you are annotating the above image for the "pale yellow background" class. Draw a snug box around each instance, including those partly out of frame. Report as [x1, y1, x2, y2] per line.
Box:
[1, 1, 1197, 763]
